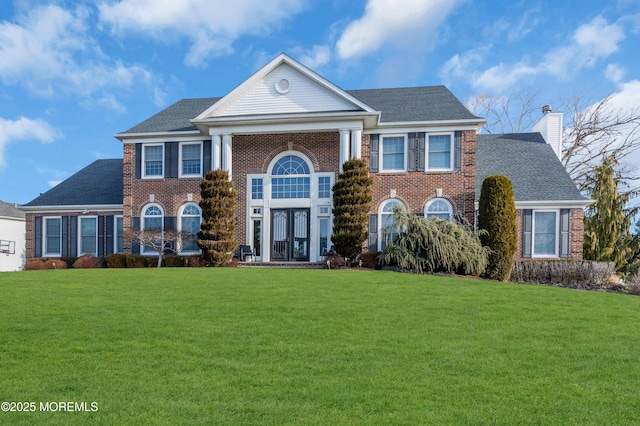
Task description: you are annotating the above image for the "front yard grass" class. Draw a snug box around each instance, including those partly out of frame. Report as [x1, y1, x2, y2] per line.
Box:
[1, 268, 639, 425]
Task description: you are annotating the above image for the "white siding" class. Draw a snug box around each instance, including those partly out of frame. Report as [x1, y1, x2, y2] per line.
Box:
[215, 64, 359, 117]
[0, 217, 25, 271]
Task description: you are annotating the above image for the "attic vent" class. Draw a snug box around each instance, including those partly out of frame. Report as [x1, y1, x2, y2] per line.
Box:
[275, 79, 290, 94]
[542, 104, 553, 114]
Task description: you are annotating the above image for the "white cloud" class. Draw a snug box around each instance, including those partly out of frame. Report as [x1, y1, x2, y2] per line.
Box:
[47, 180, 62, 188]
[98, 0, 306, 67]
[439, 46, 489, 86]
[336, 0, 464, 60]
[0, 117, 61, 168]
[294, 45, 331, 70]
[0, 5, 152, 101]
[463, 16, 627, 94]
[605, 64, 626, 83]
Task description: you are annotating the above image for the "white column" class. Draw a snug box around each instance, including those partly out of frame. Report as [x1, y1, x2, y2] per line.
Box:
[222, 133, 232, 179]
[211, 134, 221, 170]
[339, 129, 350, 172]
[351, 129, 362, 160]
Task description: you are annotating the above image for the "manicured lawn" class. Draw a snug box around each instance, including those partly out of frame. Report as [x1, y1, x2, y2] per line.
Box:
[1, 268, 639, 425]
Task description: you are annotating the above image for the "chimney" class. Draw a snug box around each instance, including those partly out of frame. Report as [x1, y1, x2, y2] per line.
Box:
[532, 105, 563, 161]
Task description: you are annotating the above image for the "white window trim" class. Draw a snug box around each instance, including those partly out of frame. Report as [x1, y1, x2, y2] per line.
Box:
[380, 134, 407, 173]
[178, 203, 202, 254]
[114, 215, 123, 254]
[78, 216, 98, 256]
[378, 199, 406, 251]
[43, 216, 62, 257]
[179, 142, 203, 178]
[142, 144, 164, 179]
[426, 133, 454, 172]
[424, 198, 453, 220]
[532, 209, 560, 258]
[142, 203, 164, 255]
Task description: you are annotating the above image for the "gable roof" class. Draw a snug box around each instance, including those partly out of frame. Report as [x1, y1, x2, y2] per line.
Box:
[23, 159, 123, 208]
[347, 86, 480, 123]
[123, 97, 220, 134]
[476, 133, 587, 203]
[0, 200, 24, 220]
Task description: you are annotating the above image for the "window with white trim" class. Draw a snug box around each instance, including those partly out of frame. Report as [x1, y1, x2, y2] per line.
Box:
[78, 216, 98, 255]
[427, 134, 453, 170]
[252, 178, 263, 200]
[380, 199, 405, 250]
[143, 145, 163, 178]
[44, 217, 62, 256]
[533, 210, 558, 257]
[318, 176, 331, 198]
[180, 143, 202, 177]
[425, 198, 453, 220]
[179, 203, 201, 253]
[142, 204, 163, 254]
[381, 135, 406, 171]
[271, 155, 311, 199]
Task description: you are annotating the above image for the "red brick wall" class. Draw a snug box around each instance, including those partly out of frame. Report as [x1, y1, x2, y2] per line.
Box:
[362, 130, 477, 219]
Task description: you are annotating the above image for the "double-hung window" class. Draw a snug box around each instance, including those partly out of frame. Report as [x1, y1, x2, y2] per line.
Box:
[180, 143, 202, 177]
[78, 216, 98, 255]
[180, 204, 201, 253]
[44, 217, 62, 256]
[142, 204, 163, 254]
[533, 211, 558, 257]
[381, 136, 406, 172]
[425, 198, 453, 220]
[428, 134, 453, 170]
[143, 145, 163, 178]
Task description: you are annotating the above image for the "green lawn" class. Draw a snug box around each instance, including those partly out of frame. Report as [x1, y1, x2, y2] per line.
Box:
[1, 268, 639, 425]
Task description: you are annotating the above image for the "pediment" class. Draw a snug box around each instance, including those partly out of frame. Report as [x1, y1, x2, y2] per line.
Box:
[195, 54, 374, 121]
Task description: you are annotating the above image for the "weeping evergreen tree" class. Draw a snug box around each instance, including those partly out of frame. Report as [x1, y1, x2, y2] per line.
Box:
[380, 208, 489, 275]
[478, 175, 517, 281]
[198, 169, 238, 266]
[331, 158, 373, 259]
[583, 156, 638, 272]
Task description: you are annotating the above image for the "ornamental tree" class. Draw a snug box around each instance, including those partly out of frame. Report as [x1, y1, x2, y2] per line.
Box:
[198, 169, 238, 266]
[478, 174, 517, 281]
[331, 158, 373, 259]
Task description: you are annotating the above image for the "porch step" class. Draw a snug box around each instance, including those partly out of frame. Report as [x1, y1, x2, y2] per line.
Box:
[238, 261, 325, 269]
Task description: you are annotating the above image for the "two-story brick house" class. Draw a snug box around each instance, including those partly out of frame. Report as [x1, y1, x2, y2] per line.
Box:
[22, 53, 589, 263]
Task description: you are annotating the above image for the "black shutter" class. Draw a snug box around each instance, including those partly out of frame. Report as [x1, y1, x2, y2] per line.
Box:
[70, 216, 77, 257]
[164, 217, 177, 231]
[203, 140, 212, 175]
[368, 214, 378, 251]
[34, 216, 42, 258]
[106, 215, 114, 255]
[454, 131, 462, 171]
[408, 133, 416, 172]
[61, 216, 68, 257]
[165, 142, 179, 178]
[417, 132, 425, 172]
[98, 216, 105, 256]
[369, 134, 379, 172]
[131, 217, 140, 254]
[560, 209, 570, 258]
[135, 143, 142, 179]
[522, 209, 532, 258]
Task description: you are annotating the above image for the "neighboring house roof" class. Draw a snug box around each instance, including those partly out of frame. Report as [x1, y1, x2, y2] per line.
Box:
[120, 86, 480, 134]
[0, 200, 25, 220]
[476, 133, 587, 203]
[23, 159, 123, 208]
[347, 86, 480, 123]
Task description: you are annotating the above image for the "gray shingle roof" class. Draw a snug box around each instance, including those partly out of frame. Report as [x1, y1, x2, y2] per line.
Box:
[123, 97, 220, 134]
[347, 86, 480, 122]
[0, 200, 24, 219]
[476, 133, 587, 202]
[24, 159, 123, 207]
[121, 86, 480, 134]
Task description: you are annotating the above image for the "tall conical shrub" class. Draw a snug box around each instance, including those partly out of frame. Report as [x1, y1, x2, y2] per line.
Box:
[331, 158, 373, 259]
[478, 174, 517, 281]
[198, 169, 238, 266]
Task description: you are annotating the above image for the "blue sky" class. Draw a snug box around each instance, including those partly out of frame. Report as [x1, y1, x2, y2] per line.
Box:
[1, 0, 639, 204]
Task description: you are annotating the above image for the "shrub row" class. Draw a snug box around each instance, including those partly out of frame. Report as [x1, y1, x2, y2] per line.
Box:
[24, 254, 208, 270]
[510, 260, 615, 290]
